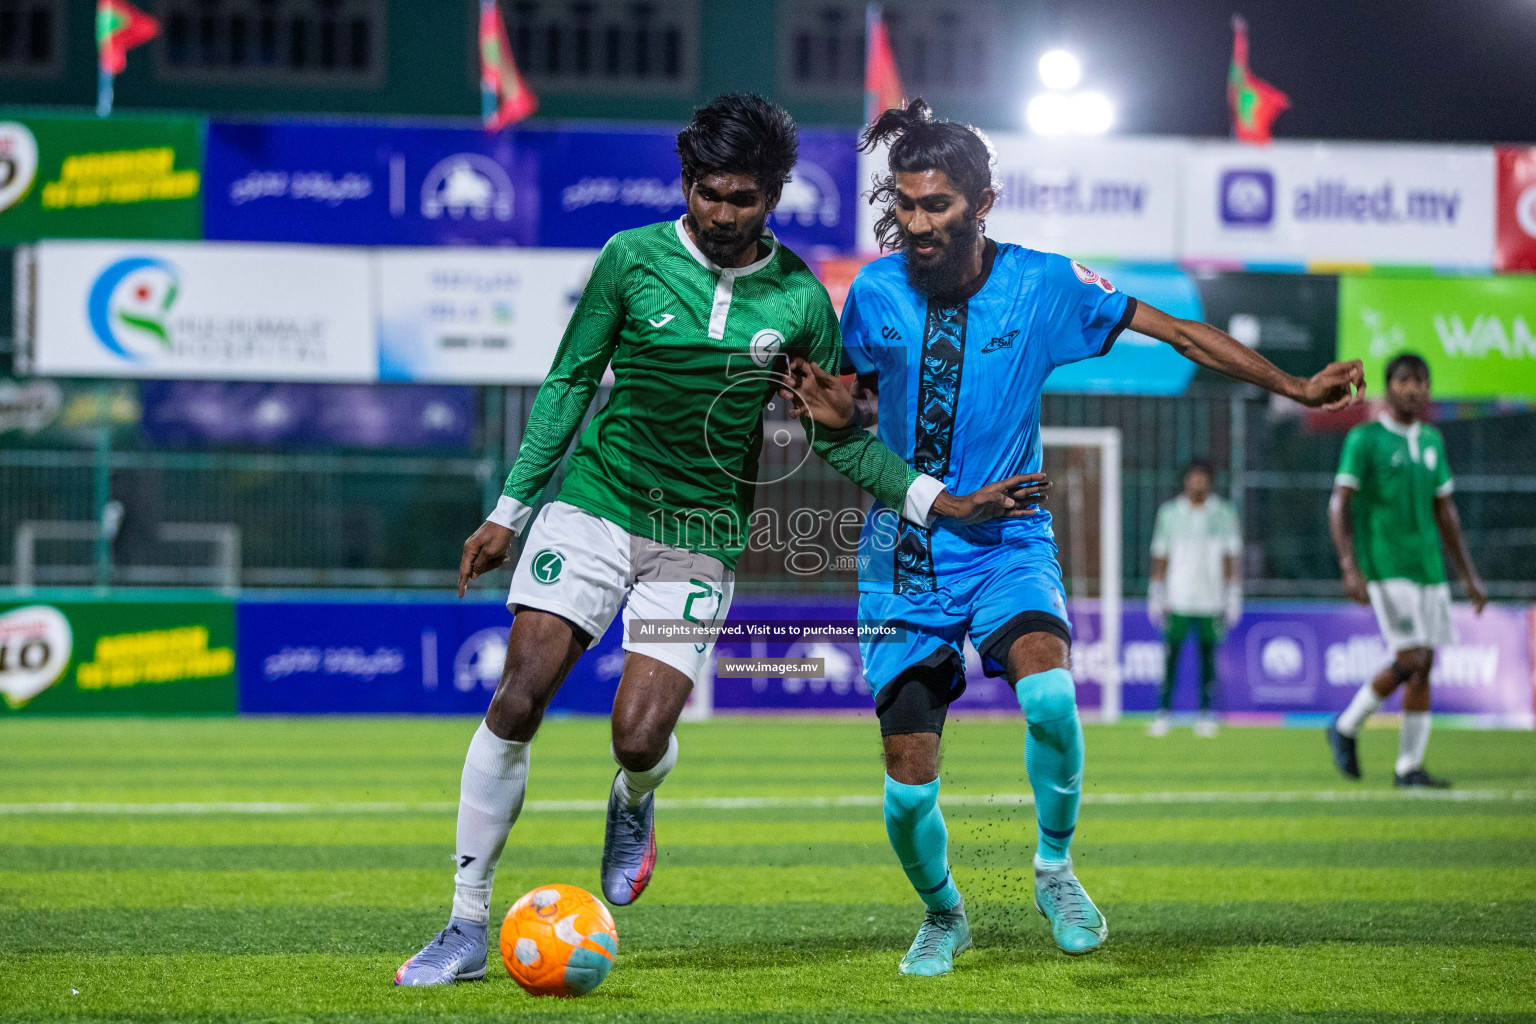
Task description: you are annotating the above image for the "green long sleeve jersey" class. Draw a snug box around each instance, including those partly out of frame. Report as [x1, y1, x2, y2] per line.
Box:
[498, 218, 923, 569]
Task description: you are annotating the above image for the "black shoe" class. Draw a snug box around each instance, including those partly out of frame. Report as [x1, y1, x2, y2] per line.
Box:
[1394, 767, 1451, 789]
[1326, 716, 1360, 780]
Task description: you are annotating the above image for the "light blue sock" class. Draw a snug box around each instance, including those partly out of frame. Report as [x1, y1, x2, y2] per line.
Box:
[1016, 668, 1084, 864]
[883, 774, 962, 912]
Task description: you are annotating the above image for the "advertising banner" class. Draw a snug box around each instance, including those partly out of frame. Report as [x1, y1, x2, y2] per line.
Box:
[0, 113, 203, 242]
[139, 381, 474, 449]
[1181, 141, 1495, 269]
[203, 121, 538, 247]
[236, 600, 623, 715]
[712, 598, 1531, 727]
[885, 136, 1182, 262]
[1495, 146, 1536, 272]
[376, 247, 596, 383]
[0, 600, 236, 715]
[0, 378, 142, 447]
[23, 240, 376, 381]
[1043, 265, 1203, 395]
[1337, 275, 1536, 400]
[537, 126, 856, 256]
[1192, 273, 1339, 382]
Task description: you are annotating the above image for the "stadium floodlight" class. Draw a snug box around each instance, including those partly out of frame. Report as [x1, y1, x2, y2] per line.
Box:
[1038, 49, 1082, 91]
[1026, 92, 1075, 135]
[1073, 92, 1115, 134]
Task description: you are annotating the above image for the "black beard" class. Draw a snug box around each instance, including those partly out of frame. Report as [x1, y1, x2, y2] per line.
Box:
[686, 210, 765, 267]
[902, 214, 983, 302]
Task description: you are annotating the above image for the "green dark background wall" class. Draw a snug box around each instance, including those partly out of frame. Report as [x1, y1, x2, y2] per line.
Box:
[0, 0, 1040, 128]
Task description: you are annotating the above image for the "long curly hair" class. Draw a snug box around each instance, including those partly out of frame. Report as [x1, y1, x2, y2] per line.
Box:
[859, 98, 997, 252]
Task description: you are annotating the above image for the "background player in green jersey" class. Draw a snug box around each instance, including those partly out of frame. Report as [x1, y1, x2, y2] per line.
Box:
[1148, 458, 1243, 738]
[396, 94, 1039, 986]
[1326, 353, 1488, 788]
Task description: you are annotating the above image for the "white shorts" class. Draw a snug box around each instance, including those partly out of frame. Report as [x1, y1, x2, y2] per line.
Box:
[1366, 579, 1456, 653]
[506, 501, 735, 684]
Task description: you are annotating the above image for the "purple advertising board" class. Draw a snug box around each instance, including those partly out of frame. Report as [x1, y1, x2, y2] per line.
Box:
[533, 125, 857, 257]
[232, 597, 1534, 728]
[712, 598, 1533, 727]
[236, 600, 623, 715]
[204, 120, 858, 256]
[140, 381, 475, 449]
[204, 121, 539, 247]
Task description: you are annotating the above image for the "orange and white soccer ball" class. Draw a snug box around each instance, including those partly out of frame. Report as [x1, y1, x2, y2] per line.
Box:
[500, 883, 618, 996]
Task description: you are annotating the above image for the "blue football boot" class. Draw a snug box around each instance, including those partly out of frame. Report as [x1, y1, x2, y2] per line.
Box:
[394, 918, 487, 986]
[899, 900, 972, 976]
[1034, 859, 1107, 956]
[1327, 715, 1362, 779]
[601, 771, 657, 906]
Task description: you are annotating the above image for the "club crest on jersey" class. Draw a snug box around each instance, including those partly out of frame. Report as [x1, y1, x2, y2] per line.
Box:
[1071, 260, 1115, 294]
[750, 328, 785, 367]
[530, 548, 565, 585]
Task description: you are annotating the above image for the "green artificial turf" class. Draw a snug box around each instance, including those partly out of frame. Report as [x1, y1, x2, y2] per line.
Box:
[1, 715, 1533, 1023]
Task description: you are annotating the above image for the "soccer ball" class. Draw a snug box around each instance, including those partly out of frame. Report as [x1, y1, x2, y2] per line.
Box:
[499, 883, 618, 996]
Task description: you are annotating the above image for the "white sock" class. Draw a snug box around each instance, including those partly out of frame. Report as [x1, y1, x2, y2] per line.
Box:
[1395, 712, 1431, 776]
[452, 721, 530, 924]
[1337, 683, 1384, 737]
[612, 733, 678, 807]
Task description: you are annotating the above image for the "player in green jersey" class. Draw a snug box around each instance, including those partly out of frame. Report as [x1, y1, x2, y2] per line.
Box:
[1326, 353, 1487, 788]
[395, 95, 1041, 986]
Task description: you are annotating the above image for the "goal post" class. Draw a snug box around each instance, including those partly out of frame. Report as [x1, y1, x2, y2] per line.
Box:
[1041, 427, 1123, 723]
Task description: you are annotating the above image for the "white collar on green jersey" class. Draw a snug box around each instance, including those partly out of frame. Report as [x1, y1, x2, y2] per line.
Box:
[1377, 411, 1423, 458]
[674, 216, 779, 278]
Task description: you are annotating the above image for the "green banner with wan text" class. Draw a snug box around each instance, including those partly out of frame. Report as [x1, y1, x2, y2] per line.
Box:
[1338, 276, 1536, 400]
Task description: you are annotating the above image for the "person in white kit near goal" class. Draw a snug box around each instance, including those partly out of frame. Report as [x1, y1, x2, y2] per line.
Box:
[1147, 457, 1243, 738]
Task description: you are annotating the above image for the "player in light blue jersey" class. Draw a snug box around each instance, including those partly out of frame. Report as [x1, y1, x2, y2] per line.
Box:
[783, 100, 1366, 976]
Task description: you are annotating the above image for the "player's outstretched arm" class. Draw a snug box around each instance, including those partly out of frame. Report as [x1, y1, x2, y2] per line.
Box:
[1328, 485, 1370, 605]
[1433, 495, 1488, 613]
[1129, 302, 1365, 410]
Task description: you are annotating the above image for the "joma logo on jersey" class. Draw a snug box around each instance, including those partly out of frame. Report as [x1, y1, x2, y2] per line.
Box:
[983, 330, 1019, 352]
[530, 549, 565, 585]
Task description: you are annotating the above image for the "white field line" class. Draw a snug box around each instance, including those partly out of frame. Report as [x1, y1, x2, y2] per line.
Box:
[0, 789, 1531, 815]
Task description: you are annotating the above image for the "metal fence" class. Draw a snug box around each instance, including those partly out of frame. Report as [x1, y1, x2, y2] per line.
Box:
[3, 383, 1534, 598]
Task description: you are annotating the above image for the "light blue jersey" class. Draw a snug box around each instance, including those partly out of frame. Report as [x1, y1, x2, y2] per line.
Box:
[842, 240, 1134, 595]
[842, 240, 1135, 689]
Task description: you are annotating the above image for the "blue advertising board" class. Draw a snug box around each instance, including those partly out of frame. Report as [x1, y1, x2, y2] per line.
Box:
[534, 125, 857, 256]
[205, 120, 858, 255]
[141, 381, 475, 449]
[204, 122, 539, 247]
[236, 600, 623, 715]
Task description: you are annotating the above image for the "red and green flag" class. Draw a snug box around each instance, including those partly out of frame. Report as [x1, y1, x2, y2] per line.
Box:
[1228, 15, 1289, 143]
[480, 0, 537, 132]
[97, 0, 159, 76]
[865, 4, 905, 124]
